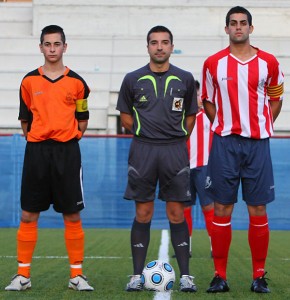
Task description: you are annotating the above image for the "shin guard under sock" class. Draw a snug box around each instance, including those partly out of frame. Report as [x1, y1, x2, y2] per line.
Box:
[64, 219, 84, 278]
[211, 215, 232, 280]
[131, 218, 151, 275]
[248, 215, 269, 279]
[170, 221, 190, 276]
[17, 221, 38, 278]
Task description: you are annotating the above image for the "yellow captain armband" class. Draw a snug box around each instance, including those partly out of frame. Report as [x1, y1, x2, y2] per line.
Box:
[267, 83, 284, 98]
[76, 99, 88, 112]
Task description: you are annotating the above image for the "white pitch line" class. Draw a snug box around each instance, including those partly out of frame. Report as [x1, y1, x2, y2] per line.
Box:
[3, 255, 289, 261]
[158, 230, 170, 262]
[0, 255, 122, 259]
[154, 229, 172, 300]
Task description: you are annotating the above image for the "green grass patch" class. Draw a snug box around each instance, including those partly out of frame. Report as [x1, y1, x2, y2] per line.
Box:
[0, 228, 289, 299]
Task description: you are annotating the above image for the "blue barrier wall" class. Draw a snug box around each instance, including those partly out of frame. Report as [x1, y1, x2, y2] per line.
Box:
[0, 135, 289, 230]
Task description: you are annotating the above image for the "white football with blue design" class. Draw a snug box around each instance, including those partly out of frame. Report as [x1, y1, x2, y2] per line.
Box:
[142, 260, 175, 292]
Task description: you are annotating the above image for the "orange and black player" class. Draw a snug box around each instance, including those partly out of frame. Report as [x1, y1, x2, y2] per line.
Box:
[5, 25, 94, 292]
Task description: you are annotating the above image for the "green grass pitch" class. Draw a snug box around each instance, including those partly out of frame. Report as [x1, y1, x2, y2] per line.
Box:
[0, 228, 289, 299]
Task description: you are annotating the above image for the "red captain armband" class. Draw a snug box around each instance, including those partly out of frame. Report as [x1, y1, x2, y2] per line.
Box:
[76, 99, 88, 112]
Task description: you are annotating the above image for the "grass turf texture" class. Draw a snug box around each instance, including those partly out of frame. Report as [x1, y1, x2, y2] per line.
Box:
[0, 228, 289, 299]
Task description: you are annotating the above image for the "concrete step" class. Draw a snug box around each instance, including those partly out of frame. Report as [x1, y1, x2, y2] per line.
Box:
[0, 89, 110, 110]
[0, 54, 112, 74]
[0, 53, 289, 93]
[1, 0, 290, 133]
[32, 0, 290, 38]
[1, 35, 290, 56]
[3, 70, 290, 98]
[275, 110, 290, 132]
[0, 106, 109, 130]
[0, 2, 32, 36]
[0, 71, 114, 91]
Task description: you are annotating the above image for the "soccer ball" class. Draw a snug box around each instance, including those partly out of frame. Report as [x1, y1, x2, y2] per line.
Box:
[142, 260, 175, 292]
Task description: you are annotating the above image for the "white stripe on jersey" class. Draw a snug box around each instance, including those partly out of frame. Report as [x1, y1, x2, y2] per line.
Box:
[217, 56, 232, 136]
[188, 110, 212, 169]
[238, 62, 250, 136]
[257, 58, 271, 137]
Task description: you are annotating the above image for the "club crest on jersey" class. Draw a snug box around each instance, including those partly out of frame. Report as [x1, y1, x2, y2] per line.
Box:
[172, 97, 183, 111]
[65, 92, 75, 104]
[258, 79, 266, 89]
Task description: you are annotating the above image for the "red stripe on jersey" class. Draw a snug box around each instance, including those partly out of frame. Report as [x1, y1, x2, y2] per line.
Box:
[196, 113, 204, 167]
[248, 57, 260, 138]
[187, 136, 190, 159]
[228, 55, 241, 135]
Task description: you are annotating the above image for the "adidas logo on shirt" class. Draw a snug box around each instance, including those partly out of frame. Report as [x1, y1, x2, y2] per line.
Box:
[139, 95, 147, 102]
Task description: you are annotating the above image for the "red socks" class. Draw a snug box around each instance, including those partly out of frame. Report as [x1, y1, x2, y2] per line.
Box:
[203, 208, 214, 238]
[248, 215, 269, 279]
[184, 207, 193, 236]
[211, 215, 232, 280]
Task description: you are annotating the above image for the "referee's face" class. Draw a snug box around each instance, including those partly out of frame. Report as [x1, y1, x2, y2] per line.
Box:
[147, 32, 174, 65]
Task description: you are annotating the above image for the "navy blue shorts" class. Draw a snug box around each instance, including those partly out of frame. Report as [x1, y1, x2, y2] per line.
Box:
[21, 139, 85, 214]
[205, 134, 275, 206]
[185, 166, 213, 207]
[124, 137, 191, 202]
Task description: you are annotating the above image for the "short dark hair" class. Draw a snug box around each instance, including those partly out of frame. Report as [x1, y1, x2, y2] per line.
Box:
[40, 25, 66, 44]
[147, 25, 173, 45]
[226, 6, 252, 27]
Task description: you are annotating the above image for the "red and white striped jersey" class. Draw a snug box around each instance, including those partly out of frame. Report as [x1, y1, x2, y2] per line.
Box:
[201, 46, 284, 139]
[187, 109, 213, 168]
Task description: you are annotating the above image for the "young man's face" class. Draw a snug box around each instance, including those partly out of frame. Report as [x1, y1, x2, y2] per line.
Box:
[225, 13, 253, 44]
[147, 32, 174, 64]
[39, 33, 67, 63]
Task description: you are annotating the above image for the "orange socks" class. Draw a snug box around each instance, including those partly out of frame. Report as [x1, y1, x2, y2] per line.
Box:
[64, 220, 85, 278]
[248, 215, 269, 279]
[16, 219, 85, 279]
[17, 221, 38, 278]
[211, 215, 232, 280]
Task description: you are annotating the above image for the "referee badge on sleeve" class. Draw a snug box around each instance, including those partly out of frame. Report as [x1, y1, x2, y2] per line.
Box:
[172, 97, 183, 111]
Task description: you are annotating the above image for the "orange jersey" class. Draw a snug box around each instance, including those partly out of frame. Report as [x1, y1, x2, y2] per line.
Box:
[19, 67, 90, 142]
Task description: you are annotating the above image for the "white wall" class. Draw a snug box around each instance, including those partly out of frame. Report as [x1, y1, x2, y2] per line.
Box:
[33, 0, 290, 38]
[0, 0, 289, 134]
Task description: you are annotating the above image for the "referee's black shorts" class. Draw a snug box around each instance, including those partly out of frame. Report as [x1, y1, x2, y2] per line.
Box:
[21, 139, 85, 214]
[124, 137, 191, 202]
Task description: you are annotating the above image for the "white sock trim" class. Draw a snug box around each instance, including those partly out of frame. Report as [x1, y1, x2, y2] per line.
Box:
[70, 264, 82, 269]
[18, 263, 31, 267]
[212, 221, 231, 226]
[251, 222, 268, 227]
